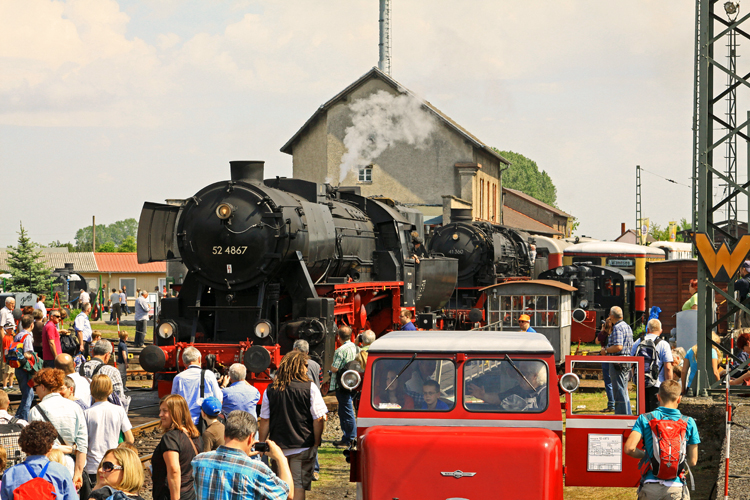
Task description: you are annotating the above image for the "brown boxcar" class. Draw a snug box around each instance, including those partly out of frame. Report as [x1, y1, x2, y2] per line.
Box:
[645, 259, 727, 336]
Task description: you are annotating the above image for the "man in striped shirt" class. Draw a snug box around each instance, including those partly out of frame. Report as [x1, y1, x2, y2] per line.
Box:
[330, 326, 358, 447]
[192, 410, 292, 500]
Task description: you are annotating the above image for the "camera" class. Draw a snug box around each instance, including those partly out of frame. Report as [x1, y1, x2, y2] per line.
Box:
[254, 442, 269, 453]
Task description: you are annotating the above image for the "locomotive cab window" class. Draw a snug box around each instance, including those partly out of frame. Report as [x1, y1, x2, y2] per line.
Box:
[464, 359, 548, 413]
[371, 358, 456, 411]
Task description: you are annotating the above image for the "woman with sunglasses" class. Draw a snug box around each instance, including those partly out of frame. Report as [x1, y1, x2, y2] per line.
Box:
[89, 447, 145, 500]
[152, 394, 202, 500]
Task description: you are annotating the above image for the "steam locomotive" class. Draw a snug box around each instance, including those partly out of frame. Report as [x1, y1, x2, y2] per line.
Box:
[427, 210, 534, 328]
[137, 161, 458, 394]
[539, 263, 635, 343]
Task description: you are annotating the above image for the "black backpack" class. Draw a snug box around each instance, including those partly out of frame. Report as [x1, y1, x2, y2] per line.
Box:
[635, 336, 663, 388]
[60, 334, 79, 356]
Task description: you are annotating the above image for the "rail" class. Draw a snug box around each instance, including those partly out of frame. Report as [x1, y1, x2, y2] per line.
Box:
[131, 419, 161, 437]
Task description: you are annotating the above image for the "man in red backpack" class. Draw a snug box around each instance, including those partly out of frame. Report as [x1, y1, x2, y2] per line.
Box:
[624, 380, 700, 499]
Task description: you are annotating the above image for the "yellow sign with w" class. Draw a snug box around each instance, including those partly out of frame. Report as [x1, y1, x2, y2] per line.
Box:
[693, 233, 750, 280]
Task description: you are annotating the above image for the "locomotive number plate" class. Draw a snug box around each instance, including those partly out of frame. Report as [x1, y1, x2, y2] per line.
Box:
[212, 246, 248, 255]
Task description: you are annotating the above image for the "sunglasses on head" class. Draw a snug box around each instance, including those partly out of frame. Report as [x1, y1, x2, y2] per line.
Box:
[100, 461, 123, 473]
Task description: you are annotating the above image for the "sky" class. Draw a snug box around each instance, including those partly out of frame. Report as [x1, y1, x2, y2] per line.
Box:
[0, 0, 712, 247]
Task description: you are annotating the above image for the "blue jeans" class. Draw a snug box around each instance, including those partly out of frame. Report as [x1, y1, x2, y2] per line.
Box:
[336, 390, 357, 443]
[601, 363, 614, 409]
[609, 363, 632, 415]
[14, 369, 33, 422]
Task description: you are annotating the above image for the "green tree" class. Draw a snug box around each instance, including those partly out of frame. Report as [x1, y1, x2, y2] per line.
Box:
[47, 240, 75, 252]
[6, 223, 54, 295]
[647, 218, 692, 242]
[98, 241, 117, 252]
[74, 218, 138, 251]
[493, 149, 558, 207]
[117, 235, 137, 252]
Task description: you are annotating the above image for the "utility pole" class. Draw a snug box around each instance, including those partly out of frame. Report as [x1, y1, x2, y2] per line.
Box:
[92, 216, 96, 252]
[378, 0, 392, 75]
[636, 165, 642, 245]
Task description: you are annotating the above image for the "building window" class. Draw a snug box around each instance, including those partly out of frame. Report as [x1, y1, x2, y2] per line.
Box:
[358, 167, 372, 182]
[479, 179, 485, 219]
[492, 183, 497, 221]
[120, 278, 136, 298]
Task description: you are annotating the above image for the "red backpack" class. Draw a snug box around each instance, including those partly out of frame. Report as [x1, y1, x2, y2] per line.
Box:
[6, 334, 29, 368]
[642, 413, 689, 481]
[14, 461, 56, 500]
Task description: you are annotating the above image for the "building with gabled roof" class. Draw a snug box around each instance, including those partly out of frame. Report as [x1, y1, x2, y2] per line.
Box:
[502, 187, 572, 238]
[281, 67, 509, 223]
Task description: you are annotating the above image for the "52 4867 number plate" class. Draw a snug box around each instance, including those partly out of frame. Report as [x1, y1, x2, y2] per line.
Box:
[212, 246, 248, 255]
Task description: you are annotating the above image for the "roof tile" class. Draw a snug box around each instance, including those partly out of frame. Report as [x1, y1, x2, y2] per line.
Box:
[94, 253, 166, 273]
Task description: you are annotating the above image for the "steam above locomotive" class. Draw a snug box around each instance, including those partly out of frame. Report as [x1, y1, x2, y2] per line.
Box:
[137, 161, 458, 386]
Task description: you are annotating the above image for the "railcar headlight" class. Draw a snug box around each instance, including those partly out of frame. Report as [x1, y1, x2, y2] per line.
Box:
[254, 320, 273, 339]
[559, 372, 580, 394]
[340, 370, 362, 391]
[216, 203, 234, 220]
[158, 321, 177, 339]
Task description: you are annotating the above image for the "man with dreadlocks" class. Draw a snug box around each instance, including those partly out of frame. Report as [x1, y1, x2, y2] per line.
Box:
[259, 350, 327, 500]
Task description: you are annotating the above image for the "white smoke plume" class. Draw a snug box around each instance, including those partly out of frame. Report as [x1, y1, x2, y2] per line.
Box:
[339, 90, 437, 182]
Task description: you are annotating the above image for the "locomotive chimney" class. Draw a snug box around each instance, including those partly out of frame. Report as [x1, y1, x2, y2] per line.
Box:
[451, 208, 473, 223]
[230, 161, 265, 184]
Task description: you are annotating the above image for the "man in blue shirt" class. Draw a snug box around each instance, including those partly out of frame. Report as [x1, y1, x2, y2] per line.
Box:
[192, 410, 292, 500]
[171, 346, 223, 424]
[399, 309, 417, 331]
[624, 379, 700, 499]
[219, 363, 261, 418]
[601, 306, 634, 415]
[518, 314, 537, 333]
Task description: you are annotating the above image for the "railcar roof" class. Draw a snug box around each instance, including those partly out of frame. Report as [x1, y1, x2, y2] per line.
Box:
[564, 241, 665, 257]
[369, 331, 555, 354]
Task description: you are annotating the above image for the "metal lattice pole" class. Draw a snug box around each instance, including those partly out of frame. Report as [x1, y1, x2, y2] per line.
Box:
[636, 165, 642, 244]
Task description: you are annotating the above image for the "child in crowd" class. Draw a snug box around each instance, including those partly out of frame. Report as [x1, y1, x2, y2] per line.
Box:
[2, 327, 14, 390]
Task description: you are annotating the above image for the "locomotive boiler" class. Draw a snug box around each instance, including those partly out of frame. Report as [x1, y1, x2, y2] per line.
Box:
[137, 161, 458, 394]
[428, 209, 533, 288]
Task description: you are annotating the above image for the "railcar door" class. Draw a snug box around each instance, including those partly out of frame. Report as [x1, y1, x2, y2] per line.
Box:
[563, 355, 644, 487]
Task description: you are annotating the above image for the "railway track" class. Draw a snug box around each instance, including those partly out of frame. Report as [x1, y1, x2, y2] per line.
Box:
[132, 419, 161, 438]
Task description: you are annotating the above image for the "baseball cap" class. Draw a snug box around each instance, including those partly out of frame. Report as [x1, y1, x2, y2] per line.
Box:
[518, 314, 531, 322]
[201, 397, 222, 417]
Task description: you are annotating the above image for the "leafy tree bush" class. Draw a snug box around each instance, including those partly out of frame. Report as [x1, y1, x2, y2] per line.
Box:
[494, 149, 558, 207]
[6, 223, 54, 296]
[75, 218, 138, 251]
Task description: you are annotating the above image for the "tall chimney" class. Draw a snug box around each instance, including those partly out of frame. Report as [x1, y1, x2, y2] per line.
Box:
[230, 161, 265, 184]
[621, 222, 626, 235]
[378, 0, 391, 75]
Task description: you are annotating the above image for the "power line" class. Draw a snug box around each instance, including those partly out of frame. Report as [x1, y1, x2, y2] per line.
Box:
[639, 167, 692, 188]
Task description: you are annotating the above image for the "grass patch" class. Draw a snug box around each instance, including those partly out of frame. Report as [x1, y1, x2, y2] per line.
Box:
[316, 445, 350, 483]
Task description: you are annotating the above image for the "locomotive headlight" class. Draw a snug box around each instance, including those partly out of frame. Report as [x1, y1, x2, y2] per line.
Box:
[216, 203, 234, 220]
[555, 267, 564, 276]
[452, 233, 459, 240]
[579, 299, 589, 309]
[340, 369, 362, 391]
[158, 320, 177, 339]
[253, 320, 273, 339]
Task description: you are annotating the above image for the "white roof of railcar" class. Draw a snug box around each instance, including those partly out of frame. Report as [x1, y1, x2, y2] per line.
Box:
[564, 241, 665, 257]
[532, 235, 572, 253]
[369, 331, 555, 354]
[650, 241, 693, 252]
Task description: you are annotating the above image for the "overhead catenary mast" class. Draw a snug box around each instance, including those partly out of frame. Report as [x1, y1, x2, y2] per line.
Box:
[378, 0, 391, 75]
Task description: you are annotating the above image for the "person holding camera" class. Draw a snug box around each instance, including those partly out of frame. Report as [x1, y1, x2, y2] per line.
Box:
[192, 410, 292, 500]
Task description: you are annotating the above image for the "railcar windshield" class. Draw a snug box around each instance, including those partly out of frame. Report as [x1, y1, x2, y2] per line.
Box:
[463, 359, 549, 413]
[371, 358, 456, 411]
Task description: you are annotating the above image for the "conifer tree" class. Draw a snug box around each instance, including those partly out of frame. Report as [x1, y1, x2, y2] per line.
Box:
[6, 223, 53, 295]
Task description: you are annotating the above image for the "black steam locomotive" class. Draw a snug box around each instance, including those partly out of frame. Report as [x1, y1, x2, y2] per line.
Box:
[137, 161, 458, 389]
[539, 263, 635, 343]
[429, 210, 533, 288]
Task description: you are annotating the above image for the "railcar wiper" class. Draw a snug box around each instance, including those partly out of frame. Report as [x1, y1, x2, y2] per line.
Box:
[385, 353, 417, 391]
[504, 354, 535, 392]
